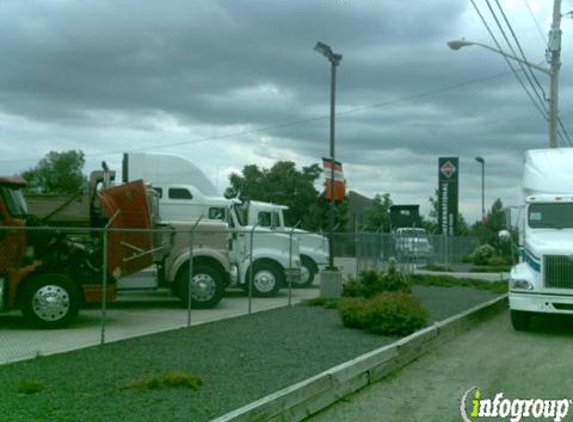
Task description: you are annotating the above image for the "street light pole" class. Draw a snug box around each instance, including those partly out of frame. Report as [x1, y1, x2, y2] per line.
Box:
[314, 41, 342, 269]
[475, 156, 485, 222]
[448, 0, 564, 148]
[548, 0, 563, 148]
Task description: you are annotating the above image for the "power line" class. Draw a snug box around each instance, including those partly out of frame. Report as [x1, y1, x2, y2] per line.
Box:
[493, 0, 548, 103]
[0, 68, 521, 164]
[525, 0, 548, 45]
[484, 0, 547, 114]
[557, 117, 573, 146]
[470, 0, 548, 120]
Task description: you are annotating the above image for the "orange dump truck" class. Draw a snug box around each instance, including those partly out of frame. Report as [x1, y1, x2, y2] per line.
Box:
[0, 168, 166, 328]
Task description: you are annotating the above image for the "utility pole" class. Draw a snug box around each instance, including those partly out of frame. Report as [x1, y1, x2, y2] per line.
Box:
[548, 0, 562, 148]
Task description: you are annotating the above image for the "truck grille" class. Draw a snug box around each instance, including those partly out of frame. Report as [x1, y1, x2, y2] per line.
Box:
[544, 255, 573, 289]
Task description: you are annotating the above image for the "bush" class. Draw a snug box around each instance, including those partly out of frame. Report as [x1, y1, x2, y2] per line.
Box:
[362, 292, 428, 336]
[338, 292, 429, 336]
[487, 255, 509, 266]
[305, 297, 340, 308]
[122, 372, 202, 391]
[342, 276, 363, 298]
[338, 297, 369, 329]
[342, 260, 410, 298]
[471, 244, 496, 265]
[16, 380, 46, 395]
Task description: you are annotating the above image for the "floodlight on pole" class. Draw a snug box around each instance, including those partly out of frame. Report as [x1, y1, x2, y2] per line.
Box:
[314, 41, 342, 270]
[475, 156, 485, 222]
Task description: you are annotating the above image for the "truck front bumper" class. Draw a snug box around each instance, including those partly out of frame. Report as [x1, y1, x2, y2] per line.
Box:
[510, 291, 573, 314]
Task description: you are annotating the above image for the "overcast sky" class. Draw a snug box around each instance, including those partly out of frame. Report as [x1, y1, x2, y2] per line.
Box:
[0, 0, 571, 223]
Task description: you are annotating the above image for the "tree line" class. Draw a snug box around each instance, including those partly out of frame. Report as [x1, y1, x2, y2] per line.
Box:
[19, 150, 507, 245]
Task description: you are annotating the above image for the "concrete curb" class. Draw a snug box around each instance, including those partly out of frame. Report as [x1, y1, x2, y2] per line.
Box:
[210, 294, 508, 422]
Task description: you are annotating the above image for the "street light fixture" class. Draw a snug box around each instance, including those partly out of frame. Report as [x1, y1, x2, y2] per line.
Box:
[314, 41, 342, 270]
[475, 156, 485, 222]
[447, 40, 550, 74]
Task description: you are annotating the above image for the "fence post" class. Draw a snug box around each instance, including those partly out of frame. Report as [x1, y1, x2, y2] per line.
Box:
[287, 221, 301, 306]
[187, 216, 204, 328]
[100, 210, 120, 346]
[248, 223, 259, 315]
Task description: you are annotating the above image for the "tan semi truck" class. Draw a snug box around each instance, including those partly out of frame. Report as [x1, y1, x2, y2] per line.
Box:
[25, 169, 230, 310]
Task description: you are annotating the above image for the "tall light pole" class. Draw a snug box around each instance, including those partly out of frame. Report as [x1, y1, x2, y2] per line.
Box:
[475, 156, 485, 222]
[314, 41, 342, 269]
[448, 0, 564, 148]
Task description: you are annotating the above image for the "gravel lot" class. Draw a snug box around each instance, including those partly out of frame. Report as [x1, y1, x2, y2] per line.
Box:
[0, 286, 500, 422]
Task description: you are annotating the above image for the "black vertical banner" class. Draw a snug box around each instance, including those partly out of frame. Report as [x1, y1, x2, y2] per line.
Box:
[438, 157, 459, 235]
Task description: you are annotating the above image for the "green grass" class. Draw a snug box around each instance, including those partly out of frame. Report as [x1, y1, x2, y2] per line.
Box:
[410, 274, 508, 294]
[469, 265, 512, 273]
[121, 372, 202, 391]
[305, 297, 341, 309]
[16, 380, 46, 395]
[418, 264, 453, 272]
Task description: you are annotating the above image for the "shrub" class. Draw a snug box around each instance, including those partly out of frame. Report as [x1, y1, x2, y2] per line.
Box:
[471, 244, 496, 265]
[362, 292, 428, 336]
[487, 255, 509, 266]
[122, 372, 202, 391]
[16, 380, 46, 395]
[338, 297, 369, 329]
[343, 260, 410, 298]
[380, 259, 411, 294]
[305, 297, 340, 308]
[342, 276, 363, 298]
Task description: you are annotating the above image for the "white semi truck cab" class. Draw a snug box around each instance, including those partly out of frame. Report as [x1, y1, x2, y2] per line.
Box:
[122, 153, 302, 297]
[239, 200, 329, 286]
[508, 149, 573, 330]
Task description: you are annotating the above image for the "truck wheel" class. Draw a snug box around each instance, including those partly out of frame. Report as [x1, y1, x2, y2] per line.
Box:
[510, 310, 532, 331]
[248, 262, 283, 298]
[295, 257, 317, 288]
[21, 273, 82, 329]
[176, 264, 224, 309]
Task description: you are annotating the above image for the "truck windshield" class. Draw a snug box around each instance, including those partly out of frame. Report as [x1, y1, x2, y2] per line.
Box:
[529, 203, 573, 229]
[0, 186, 28, 218]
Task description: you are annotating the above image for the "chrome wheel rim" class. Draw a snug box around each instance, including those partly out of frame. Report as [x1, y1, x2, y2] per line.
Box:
[191, 274, 216, 302]
[32, 285, 70, 322]
[253, 270, 276, 293]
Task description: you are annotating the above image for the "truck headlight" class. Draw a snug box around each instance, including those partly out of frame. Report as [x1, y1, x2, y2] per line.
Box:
[510, 279, 534, 291]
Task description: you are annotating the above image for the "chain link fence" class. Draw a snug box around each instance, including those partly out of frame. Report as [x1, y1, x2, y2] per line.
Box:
[331, 231, 479, 276]
[0, 223, 480, 363]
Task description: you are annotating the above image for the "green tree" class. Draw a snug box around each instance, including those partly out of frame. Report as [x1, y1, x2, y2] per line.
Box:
[225, 161, 326, 230]
[364, 193, 393, 232]
[473, 198, 506, 246]
[21, 150, 86, 194]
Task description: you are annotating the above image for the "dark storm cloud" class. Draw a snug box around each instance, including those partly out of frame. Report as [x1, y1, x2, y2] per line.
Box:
[0, 0, 570, 221]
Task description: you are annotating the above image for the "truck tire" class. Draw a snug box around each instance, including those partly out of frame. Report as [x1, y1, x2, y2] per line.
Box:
[510, 310, 532, 331]
[295, 256, 317, 288]
[176, 264, 224, 309]
[21, 273, 82, 329]
[247, 261, 283, 298]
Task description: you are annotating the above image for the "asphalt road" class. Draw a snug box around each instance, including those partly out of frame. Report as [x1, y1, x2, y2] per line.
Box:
[307, 310, 573, 422]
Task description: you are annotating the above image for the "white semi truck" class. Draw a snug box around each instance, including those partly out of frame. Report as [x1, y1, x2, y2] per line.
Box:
[507, 148, 573, 330]
[122, 152, 302, 297]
